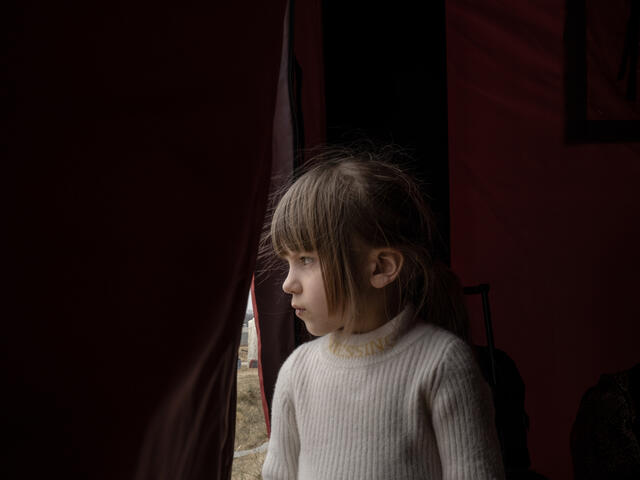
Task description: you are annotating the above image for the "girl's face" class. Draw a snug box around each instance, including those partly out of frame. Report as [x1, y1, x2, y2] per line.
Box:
[281, 251, 346, 336]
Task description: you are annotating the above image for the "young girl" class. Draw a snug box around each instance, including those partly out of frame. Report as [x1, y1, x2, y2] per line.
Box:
[261, 147, 504, 479]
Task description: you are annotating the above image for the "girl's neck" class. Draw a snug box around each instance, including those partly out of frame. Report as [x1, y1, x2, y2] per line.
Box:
[351, 288, 402, 334]
[328, 304, 416, 359]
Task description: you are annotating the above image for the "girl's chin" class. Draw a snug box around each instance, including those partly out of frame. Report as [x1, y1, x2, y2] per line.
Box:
[301, 320, 322, 337]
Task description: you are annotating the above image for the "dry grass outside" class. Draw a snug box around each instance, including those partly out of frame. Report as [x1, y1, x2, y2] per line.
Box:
[232, 346, 268, 480]
[232, 451, 267, 480]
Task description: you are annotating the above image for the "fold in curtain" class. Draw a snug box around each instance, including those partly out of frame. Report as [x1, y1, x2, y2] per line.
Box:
[254, 0, 326, 430]
[253, 0, 297, 436]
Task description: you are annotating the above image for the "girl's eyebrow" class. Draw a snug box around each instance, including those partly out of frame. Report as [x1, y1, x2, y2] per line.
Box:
[276, 251, 296, 261]
[294, 251, 317, 258]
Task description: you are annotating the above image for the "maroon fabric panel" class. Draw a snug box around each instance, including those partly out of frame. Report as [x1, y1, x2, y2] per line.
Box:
[254, 0, 297, 431]
[6, 2, 287, 479]
[251, 279, 272, 434]
[447, 1, 640, 479]
[254, 270, 295, 429]
[255, 0, 326, 425]
[294, 0, 327, 156]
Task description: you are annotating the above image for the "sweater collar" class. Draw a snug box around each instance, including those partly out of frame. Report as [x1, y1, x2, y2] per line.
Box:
[325, 305, 416, 359]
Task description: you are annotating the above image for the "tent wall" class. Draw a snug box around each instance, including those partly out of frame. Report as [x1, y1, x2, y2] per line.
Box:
[446, 1, 640, 478]
[6, 2, 287, 478]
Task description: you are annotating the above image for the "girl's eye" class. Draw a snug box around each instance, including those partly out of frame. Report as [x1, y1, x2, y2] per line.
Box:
[300, 256, 314, 265]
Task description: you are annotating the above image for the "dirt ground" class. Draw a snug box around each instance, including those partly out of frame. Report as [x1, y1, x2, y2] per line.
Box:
[232, 346, 268, 479]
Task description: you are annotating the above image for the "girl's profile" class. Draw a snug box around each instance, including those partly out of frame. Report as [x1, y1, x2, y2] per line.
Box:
[261, 146, 505, 479]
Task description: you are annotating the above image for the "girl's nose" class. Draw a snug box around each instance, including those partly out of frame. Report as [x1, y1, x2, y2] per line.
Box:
[282, 269, 301, 295]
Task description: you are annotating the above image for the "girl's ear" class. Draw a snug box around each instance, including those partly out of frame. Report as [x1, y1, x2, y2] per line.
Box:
[368, 248, 404, 289]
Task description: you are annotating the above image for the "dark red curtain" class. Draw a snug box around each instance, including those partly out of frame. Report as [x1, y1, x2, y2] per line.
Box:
[254, 0, 326, 430]
[446, 1, 640, 479]
[5, 1, 287, 479]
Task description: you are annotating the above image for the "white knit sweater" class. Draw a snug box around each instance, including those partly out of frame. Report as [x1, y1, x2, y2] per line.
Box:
[262, 307, 505, 479]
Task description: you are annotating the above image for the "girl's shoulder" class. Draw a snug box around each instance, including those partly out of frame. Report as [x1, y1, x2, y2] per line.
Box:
[411, 319, 463, 346]
[409, 321, 474, 366]
[406, 323, 485, 402]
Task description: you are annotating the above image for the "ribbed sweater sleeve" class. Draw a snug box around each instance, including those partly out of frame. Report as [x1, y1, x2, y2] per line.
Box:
[262, 355, 300, 480]
[430, 338, 505, 480]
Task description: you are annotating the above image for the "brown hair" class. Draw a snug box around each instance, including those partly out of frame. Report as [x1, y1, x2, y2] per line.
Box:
[262, 145, 469, 339]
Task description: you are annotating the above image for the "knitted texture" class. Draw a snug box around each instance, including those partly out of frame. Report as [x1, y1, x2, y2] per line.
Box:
[262, 308, 505, 479]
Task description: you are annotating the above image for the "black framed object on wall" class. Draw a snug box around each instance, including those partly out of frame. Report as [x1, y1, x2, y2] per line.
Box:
[565, 0, 640, 143]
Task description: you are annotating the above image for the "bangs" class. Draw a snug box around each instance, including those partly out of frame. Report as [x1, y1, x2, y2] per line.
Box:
[270, 176, 326, 256]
